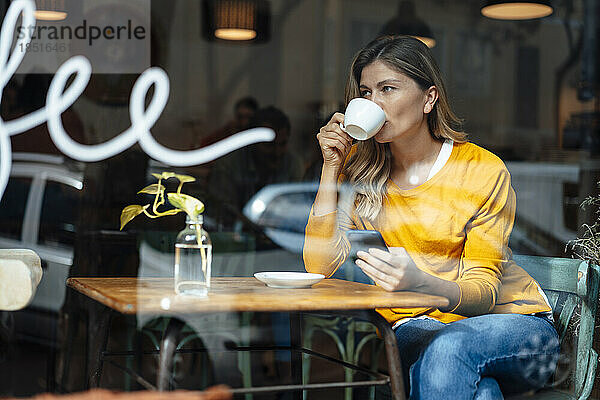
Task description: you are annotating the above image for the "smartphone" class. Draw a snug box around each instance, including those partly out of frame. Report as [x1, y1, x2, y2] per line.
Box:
[345, 229, 388, 263]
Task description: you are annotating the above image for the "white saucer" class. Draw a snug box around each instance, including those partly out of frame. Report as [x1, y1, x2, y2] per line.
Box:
[254, 272, 325, 289]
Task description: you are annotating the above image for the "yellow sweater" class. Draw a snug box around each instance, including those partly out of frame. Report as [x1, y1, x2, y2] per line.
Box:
[303, 142, 551, 325]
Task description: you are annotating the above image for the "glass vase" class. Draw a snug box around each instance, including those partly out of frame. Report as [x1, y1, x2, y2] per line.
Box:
[174, 215, 212, 296]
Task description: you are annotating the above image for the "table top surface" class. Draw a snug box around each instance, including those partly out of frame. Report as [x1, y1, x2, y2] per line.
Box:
[66, 277, 450, 315]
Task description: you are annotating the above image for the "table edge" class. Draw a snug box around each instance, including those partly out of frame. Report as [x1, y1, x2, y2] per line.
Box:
[66, 277, 450, 315]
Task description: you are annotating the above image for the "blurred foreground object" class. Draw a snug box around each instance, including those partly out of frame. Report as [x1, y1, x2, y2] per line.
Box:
[0, 249, 42, 310]
[5, 387, 232, 400]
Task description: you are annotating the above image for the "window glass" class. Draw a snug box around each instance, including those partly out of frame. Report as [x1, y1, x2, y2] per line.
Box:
[259, 191, 317, 233]
[0, 177, 31, 240]
[2, 0, 600, 396]
[38, 181, 81, 249]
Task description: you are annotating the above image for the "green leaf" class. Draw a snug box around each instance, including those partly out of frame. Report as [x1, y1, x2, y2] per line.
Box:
[174, 174, 196, 184]
[137, 183, 165, 195]
[152, 172, 176, 180]
[167, 193, 204, 220]
[120, 204, 149, 230]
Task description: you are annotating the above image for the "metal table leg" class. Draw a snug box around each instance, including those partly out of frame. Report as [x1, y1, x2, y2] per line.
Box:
[290, 312, 303, 400]
[320, 310, 406, 400]
[367, 311, 405, 400]
[157, 318, 185, 391]
[87, 305, 113, 388]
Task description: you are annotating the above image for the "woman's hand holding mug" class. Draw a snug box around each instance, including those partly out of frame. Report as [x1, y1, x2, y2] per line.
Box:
[317, 112, 353, 174]
[317, 99, 386, 175]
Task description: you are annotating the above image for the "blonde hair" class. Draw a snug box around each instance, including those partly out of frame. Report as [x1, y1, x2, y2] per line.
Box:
[342, 35, 466, 220]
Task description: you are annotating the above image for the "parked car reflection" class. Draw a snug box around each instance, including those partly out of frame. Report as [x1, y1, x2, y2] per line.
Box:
[0, 153, 83, 343]
[242, 176, 574, 259]
[243, 182, 319, 254]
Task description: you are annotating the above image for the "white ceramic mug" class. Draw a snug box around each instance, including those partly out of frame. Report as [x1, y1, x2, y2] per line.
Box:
[341, 98, 386, 140]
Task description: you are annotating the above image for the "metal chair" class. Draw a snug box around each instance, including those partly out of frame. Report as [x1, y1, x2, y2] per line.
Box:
[510, 255, 600, 400]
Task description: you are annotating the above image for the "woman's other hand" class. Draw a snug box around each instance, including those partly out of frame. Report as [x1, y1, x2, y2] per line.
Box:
[355, 247, 426, 292]
[356, 247, 460, 310]
[316, 112, 353, 174]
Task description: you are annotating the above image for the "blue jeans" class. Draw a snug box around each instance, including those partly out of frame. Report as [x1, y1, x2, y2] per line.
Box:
[394, 314, 560, 400]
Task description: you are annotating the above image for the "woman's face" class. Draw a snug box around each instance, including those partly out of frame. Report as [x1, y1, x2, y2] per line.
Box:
[358, 60, 435, 143]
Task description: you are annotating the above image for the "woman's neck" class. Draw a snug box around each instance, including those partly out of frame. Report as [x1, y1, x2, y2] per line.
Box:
[388, 128, 443, 188]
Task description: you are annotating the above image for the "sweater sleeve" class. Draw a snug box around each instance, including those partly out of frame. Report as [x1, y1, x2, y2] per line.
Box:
[451, 167, 515, 316]
[303, 197, 357, 277]
[303, 147, 360, 277]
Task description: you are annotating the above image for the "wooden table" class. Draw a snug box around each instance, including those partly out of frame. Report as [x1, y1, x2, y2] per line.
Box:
[67, 277, 449, 399]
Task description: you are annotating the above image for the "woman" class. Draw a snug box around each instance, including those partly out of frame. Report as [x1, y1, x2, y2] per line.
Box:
[303, 35, 559, 399]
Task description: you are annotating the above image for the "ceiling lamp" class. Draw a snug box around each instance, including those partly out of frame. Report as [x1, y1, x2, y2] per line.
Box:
[202, 0, 271, 42]
[215, 0, 256, 40]
[481, 0, 553, 20]
[34, 0, 67, 21]
[379, 1, 435, 48]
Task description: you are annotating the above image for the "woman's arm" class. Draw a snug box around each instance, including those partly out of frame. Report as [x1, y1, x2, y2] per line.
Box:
[312, 112, 352, 216]
[312, 165, 340, 216]
[303, 113, 354, 276]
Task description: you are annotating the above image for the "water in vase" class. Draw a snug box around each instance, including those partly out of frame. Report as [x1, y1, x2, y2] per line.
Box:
[174, 243, 212, 296]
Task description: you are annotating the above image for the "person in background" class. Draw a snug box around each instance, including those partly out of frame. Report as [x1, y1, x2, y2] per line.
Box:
[207, 105, 303, 231]
[199, 96, 259, 147]
[303, 35, 559, 399]
[193, 97, 259, 223]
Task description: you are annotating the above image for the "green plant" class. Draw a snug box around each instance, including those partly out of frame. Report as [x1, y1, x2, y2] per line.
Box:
[566, 188, 600, 264]
[119, 172, 204, 230]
